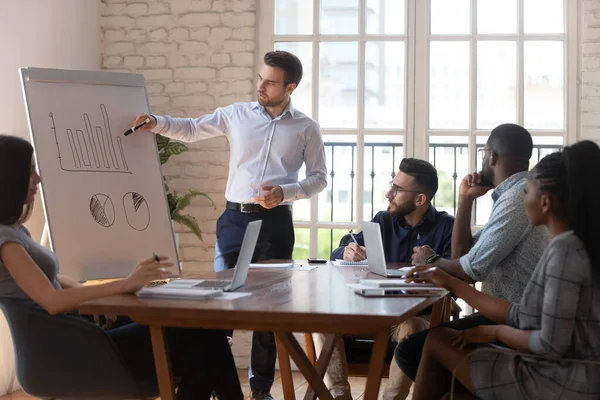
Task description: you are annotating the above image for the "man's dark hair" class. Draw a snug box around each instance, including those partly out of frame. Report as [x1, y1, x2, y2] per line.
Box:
[0, 135, 34, 225]
[264, 50, 303, 86]
[487, 123, 533, 171]
[399, 158, 439, 200]
[531, 141, 600, 271]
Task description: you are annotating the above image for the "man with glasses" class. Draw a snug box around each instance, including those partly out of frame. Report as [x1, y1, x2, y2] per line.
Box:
[317, 158, 455, 400]
[395, 123, 549, 398]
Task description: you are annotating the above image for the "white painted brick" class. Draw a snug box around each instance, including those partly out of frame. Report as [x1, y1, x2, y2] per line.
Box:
[220, 66, 254, 79]
[179, 41, 210, 52]
[232, 52, 254, 66]
[172, 0, 212, 14]
[103, 15, 135, 28]
[127, 2, 148, 16]
[232, 27, 254, 40]
[168, 27, 190, 41]
[102, 3, 127, 16]
[123, 55, 145, 67]
[105, 42, 135, 54]
[189, 27, 212, 40]
[168, 54, 191, 67]
[146, 55, 168, 67]
[210, 27, 233, 41]
[104, 29, 125, 42]
[102, 56, 123, 68]
[165, 82, 186, 93]
[148, 28, 168, 41]
[138, 42, 178, 53]
[212, 0, 255, 12]
[223, 40, 255, 52]
[146, 82, 165, 94]
[211, 53, 232, 65]
[149, 96, 171, 107]
[178, 13, 221, 27]
[219, 93, 252, 104]
[173, 95, 216, 108]
[126, 29, 147, 41]
[148, 2, 170, 15]
[175, 67, 218, 80]
[140, 68, 173, 80]
[186, 81, 209, 93]
[137, 15, 173, 27]
[185, 164, 227, 177]
[220, 12, 255, 27]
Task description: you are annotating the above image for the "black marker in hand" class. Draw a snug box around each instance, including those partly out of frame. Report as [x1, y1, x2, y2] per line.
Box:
[124, 118, 150, 136]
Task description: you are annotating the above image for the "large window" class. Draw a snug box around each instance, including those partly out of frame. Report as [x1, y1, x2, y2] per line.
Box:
[258, 0, 577, 259]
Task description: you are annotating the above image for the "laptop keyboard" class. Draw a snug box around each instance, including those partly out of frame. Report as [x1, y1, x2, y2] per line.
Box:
[192, 280, 231, 289]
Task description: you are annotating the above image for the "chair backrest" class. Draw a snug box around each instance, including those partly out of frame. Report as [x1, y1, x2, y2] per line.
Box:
[0, 297, 155, 399]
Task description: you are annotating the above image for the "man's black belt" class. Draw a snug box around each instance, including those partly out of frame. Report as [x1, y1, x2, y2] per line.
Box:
[226, 201, 291, 213]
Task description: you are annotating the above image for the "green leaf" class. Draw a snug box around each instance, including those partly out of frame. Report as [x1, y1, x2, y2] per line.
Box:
[159, 142, 188, 164]
[155, 134, 170, 151]
[174, 189, 216, 213]
[172, 213, 203, 241]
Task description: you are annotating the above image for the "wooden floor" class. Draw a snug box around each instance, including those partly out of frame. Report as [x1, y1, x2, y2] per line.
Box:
[0, 369, 397, 400]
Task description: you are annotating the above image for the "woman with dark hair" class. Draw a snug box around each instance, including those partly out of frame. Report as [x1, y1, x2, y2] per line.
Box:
[0, 135, 243, 400]
[405, 140, 600, 399]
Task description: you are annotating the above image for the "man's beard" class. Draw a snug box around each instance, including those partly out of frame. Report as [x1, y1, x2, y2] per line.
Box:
[257, 94, 286, 108]
[387, 200, 417, 218]
[480, 165, 495, 187]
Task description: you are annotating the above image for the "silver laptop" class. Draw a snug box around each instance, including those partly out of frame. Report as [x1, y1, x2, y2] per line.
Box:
[362, 221, 406, 278]
[164, 220, 262, 292]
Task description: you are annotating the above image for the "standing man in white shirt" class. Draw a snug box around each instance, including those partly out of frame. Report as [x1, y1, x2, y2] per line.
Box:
[131, 50, 328, 400]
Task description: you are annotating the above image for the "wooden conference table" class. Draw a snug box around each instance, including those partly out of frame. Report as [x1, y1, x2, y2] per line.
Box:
[79, 262, 446, 400]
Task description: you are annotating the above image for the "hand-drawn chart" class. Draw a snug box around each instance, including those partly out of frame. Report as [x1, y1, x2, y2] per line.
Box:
[89, 193, 115, 227]
[123, 191, 150, 231]
[50, 104, 130, 174]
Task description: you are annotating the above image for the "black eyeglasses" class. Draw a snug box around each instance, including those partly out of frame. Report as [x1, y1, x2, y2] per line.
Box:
[389, 181, 421, 197]
[478, 148, 494, 158]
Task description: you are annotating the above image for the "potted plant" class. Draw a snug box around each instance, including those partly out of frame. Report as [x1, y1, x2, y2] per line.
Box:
[156, 134, 215, 241]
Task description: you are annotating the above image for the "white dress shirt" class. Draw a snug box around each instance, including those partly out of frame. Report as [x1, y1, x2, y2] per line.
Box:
[154, 101, 327, 203]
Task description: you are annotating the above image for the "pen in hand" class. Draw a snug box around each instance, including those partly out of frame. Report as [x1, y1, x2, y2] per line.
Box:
[153, 252, 167, 272]
[349, 230, 359, 246]
[124, 117, 150, 136]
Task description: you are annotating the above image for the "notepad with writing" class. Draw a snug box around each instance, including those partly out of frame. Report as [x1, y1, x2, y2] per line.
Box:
[332, 259, 368, 267]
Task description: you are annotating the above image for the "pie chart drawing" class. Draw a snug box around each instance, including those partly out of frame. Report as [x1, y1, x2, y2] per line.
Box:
[123, 192, 150, 231]
[90, 194, 115, 227]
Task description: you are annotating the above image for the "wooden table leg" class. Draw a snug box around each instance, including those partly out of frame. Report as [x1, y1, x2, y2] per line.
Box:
[149, 325, 175, 400]
[275, 334, 296, 400]
[363, 329, 389, 400]
[275, 332, 334, 400]
[304, 334, 339, 400]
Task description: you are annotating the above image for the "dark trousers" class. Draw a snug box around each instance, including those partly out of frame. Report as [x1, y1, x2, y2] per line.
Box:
[107, 322, 243, 400]
[217, 206, 295, 392]
[394, 313, 496, 381]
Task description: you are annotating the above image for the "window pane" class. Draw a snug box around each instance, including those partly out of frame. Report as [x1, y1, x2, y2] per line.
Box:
[428, 136, 469, 216]
[319, 135, 357, 222]
[274, 0, 313, 35]
[275, 42, 313, 117]
[363, 135, 404, 220]
[524, 0, 564, 34]
[366, 0, 405, 35]
[320, 0, 359, 34]
[430, 41, 470, 129]
[318, 229, 350, 259]
[293, 164, 310, 222]
[524, 41, 564, 130]
[292, 228, 310, 260]
[477, 0, 517, 34]
[430, 0, 470, 35]
[319, 42, 358, 128]
[477, 41, 517, 129]
[365, 41, 405, 129]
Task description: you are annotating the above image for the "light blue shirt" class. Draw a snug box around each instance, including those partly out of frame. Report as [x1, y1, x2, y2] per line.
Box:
[154, 101, 328, 203]
[459, 172, 549, 303]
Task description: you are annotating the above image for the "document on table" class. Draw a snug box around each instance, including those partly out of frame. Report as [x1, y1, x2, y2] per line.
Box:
[249, 263, 317, 271]
[358, 279, 434, 288]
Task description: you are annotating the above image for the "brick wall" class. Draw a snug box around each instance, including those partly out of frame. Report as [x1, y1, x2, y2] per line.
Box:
[582, 0, 600, 144]
[101, 0, 256, 275]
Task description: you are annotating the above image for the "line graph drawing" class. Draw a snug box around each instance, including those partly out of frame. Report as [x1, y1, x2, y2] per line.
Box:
[123, 191, 150, 231]
[90, 194, 115, 227]
[50, 104, 130, 174]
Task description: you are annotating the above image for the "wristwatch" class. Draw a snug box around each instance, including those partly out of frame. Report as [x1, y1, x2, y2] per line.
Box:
[426, 253, 441, 265]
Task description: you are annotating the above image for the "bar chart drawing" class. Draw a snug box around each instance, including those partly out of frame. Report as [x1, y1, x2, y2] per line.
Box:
[50, 104, 131, 174]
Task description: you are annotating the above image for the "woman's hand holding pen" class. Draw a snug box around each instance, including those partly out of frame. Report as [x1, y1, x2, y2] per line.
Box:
[404, 265, 457, 291]
[121, 255, 173, 293]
